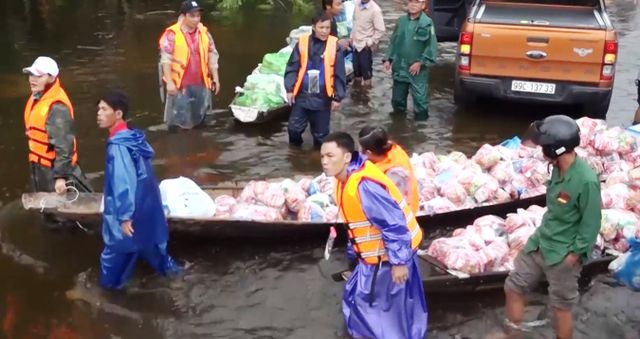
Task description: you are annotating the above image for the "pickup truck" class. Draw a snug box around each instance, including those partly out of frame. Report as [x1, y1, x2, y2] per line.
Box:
[431, 0, 617, 119]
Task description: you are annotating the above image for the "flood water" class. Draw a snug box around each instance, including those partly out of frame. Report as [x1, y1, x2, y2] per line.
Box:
[0, 0, 639, 338]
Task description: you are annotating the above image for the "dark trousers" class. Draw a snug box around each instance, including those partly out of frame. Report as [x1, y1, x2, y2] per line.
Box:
[353, 47, 373, 80]
[288, 102, 331, 147]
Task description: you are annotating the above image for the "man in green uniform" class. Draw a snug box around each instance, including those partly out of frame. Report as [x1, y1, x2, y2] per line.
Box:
[383, 0, 438, 120]
[504, 115, 602, 339]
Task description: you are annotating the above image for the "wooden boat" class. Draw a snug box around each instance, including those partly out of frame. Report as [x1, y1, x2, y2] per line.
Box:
[417, 252, 616, 294]
[22, 179, 545, 240]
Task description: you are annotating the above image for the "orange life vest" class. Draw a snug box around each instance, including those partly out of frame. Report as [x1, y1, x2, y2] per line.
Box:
[336, 160, 423, 265]
[23, 79, 78, 168]
[160, 22, 212, 90]
[292, 34, 337, 97]
[373, 143, 420, 215]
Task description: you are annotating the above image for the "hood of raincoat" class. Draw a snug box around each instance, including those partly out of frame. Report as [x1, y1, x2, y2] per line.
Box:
[108, 129, 154, 159]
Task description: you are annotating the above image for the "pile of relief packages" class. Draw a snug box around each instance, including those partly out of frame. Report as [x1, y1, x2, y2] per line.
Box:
[230, 2, 355, 112]
[158, 117, 640, 288]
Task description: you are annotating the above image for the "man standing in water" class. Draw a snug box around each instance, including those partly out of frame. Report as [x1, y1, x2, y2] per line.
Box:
[504, 115, 601, 339]
[22, 56, 93, 217]
[285, 11, 347, 148]
[350, 0, 385, 86]
[159, 0, 220, 129]
[383, 0, 438, 120]
[320, 132, 427, 339]
[97, 90, 180, 289]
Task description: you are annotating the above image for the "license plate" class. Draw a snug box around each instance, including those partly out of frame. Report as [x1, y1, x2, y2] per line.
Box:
[511, 80, 556, 94]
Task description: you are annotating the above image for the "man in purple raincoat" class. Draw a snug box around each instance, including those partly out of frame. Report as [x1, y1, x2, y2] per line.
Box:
[321, 132, 428, 338]
[96, 90, 180, 289]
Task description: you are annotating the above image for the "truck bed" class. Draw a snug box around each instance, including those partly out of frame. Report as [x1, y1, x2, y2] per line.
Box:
[476, 2, 605, 30]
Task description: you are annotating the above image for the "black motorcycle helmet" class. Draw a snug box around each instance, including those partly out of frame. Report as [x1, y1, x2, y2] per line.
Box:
[528, 115, 580, 160]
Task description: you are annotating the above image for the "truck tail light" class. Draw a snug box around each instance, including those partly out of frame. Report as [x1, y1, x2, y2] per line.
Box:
[601, 40, 618, 80]
[458, 32, 473, 72]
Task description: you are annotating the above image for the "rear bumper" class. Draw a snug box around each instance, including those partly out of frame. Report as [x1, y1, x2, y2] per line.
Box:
[457, 75, 612, 105]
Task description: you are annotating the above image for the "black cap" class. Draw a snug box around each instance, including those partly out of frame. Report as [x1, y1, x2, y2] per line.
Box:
[180, 0, 203, 14]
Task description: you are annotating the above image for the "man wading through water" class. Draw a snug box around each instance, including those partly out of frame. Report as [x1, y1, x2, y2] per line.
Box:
[159, 0, 220, 129]
[504, 115, 602, 339]
[22, 56, 93, 226]
[321, 132, 427, 338]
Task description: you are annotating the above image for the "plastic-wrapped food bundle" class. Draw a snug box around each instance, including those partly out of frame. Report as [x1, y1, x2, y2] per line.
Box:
[473, 215, 506, 230]
[324, 205, 339, 222]
[472, 144, 502, 170]
[297, 201, 326, 222]
[490, 160, 515, 186]
[521, 185, 546, 198]
[482, 240, 510, 271]
[518, 159, 549, 189]
[508, 226, 536, 252]
[214, 195, 237, 218]
[259, 50, 292, 76]
[307, 193, 333, 210]
[516, 144, 541, 160]
[418, 180, 439, 201]
[600, 209, 640, 241]
[419, 152, 439, 171]
[312, 173, 336, 198]
[601, 183, 631, 210]
[623, 151, 640, 168]
[259, 183, 286, 209]
[583, 154, 605, 175]
[473, 176, 500, 204]
[439, 182, 468, 206]
[605, 171, 630, 186]
[613, 237, 630, 253]
[448, 151, 468, 165]
[593, 127, 637, 155]
[239, 180, 270, 203]
[297, 177, 313, 194]
[427, 237, 467, 259]
[443, 248, 487, 274]
[231, 203, 283, 221]
[489, 189, 513, 204]
[576, 117, 607, 148]
[423, 197, 457, 215]
[280, 179, 307, 213]
[435, 159, 463, 176]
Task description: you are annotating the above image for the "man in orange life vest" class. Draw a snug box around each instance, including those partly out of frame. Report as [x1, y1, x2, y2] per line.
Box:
[321, 132, 428, 338]
[284, 11, 347, 148]
[22, 56, 92, 198]
[159, 0, 220, 129]
[358, 126, 419, 215]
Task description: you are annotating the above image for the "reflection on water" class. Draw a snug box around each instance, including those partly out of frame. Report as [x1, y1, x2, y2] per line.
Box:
[0, 0, 639, 337]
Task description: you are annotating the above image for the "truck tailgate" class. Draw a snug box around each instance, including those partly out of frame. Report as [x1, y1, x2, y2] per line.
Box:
[471, 25, 606, 83]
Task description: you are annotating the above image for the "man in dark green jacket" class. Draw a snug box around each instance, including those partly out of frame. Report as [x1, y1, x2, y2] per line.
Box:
[383, 0, 438, 120]
[504, 115, 602, 339]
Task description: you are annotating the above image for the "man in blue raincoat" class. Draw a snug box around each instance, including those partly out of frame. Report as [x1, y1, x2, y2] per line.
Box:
[321, 132, 427, 339]
[96, 90, 180, 289]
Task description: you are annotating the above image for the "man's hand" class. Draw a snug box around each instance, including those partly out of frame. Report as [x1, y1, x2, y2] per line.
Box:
[166, 81, 178, 96]
[213, 81, 220, 96]
[391, 264, 409, 284]
[564, 253, 580, 267]
[409, 62, 422, 76]
[121, 220, 134, 237]
[383, 61, 391, 73]
[287, 93, 295, 106]
[54, 178, 67, 195]
[331, 101, 341, 112]
[339, 39, 350, 50]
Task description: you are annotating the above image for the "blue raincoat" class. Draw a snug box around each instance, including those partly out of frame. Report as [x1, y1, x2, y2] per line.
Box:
[100, 126, 180, 289]
[342, 153, 428, 339]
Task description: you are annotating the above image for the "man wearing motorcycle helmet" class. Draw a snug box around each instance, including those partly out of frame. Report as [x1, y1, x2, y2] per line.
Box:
[504, 115, 602, 339]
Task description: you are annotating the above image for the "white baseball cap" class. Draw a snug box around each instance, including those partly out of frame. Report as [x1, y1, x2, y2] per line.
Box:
[22, 56, 59, 77]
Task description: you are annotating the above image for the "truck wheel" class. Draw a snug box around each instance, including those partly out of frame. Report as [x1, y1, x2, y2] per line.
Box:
[453, 78, 477, 107]
[584, 91, 612, 120]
